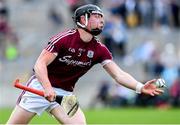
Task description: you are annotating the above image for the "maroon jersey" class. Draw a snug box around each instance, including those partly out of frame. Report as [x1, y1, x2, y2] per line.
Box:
[44, 29, 112, 91]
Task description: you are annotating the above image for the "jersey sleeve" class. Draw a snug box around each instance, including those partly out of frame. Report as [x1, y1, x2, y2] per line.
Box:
[98, 44, 113, 66]
[44, 36, 64, 55]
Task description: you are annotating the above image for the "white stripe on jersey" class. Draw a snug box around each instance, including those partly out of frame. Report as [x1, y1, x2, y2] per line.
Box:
[46, 31, 76, 51]
[97, 40, 105, 47]
[51, 29, 76, 42]
[49, 45, 54, 52]
[101, 59, 112, 66]
[46, 29, 76, 51]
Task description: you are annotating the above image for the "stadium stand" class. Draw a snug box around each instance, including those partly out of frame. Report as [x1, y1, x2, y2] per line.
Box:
[0, 0, 180, 108]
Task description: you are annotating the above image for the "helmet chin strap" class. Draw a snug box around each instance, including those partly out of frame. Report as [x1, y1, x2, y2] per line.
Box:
[76, 13, 102, 36]
[77, 13, 88, 28]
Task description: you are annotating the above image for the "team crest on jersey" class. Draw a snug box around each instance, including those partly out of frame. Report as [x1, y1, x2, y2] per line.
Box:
[87, 50, 94, 58]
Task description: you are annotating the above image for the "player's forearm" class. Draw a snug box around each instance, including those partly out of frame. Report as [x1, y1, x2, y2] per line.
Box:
[104, 61, 144, 93]
[114, 71, 142, 91]
[34, 62, 52, 89]
[33, 49, 56, 89]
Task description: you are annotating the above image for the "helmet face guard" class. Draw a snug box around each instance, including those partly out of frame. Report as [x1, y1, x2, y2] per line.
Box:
[72, 4, 104, 36]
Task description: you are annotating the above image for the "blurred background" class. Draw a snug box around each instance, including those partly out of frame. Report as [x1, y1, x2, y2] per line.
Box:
[0, 0, 180, 122]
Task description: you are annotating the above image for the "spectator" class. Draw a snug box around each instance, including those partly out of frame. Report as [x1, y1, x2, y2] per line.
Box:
[161, 43, 178, 87]
[89, 80, 111, 108]
[0, 15, 19, 61]
[137, 0, 154, 27]
[169, 0, 180, 28]
[144, 50, 165, 79]
[0, 0, 9, 19]
[102, 13, 128, 58]
[109, 84, 134, 107]
[66, 0, 86, 14]
[170, 77, 180, 107]
[153, 0, 170, 27]
[48, 5, 62, 27]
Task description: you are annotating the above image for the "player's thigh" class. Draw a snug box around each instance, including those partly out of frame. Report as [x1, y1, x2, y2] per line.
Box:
[7, 105, 36, 124]
[50, 105, 86, 124]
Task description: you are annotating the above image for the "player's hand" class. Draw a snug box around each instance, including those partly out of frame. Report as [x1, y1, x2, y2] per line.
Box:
[44, 87, 56, 102]
[141, 79, 165, 96]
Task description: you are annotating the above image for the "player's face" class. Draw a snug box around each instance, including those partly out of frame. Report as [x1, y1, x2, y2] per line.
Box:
[87, 13, 105, 31]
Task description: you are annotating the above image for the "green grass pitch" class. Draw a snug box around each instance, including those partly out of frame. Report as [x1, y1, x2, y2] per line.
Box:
[1, 107, 180, 124]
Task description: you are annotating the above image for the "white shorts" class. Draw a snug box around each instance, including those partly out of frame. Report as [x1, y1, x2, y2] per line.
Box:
[17, 75, 73, 116]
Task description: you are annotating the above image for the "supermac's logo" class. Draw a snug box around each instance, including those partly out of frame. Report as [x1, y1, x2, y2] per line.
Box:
[59, 55, 91, 67]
